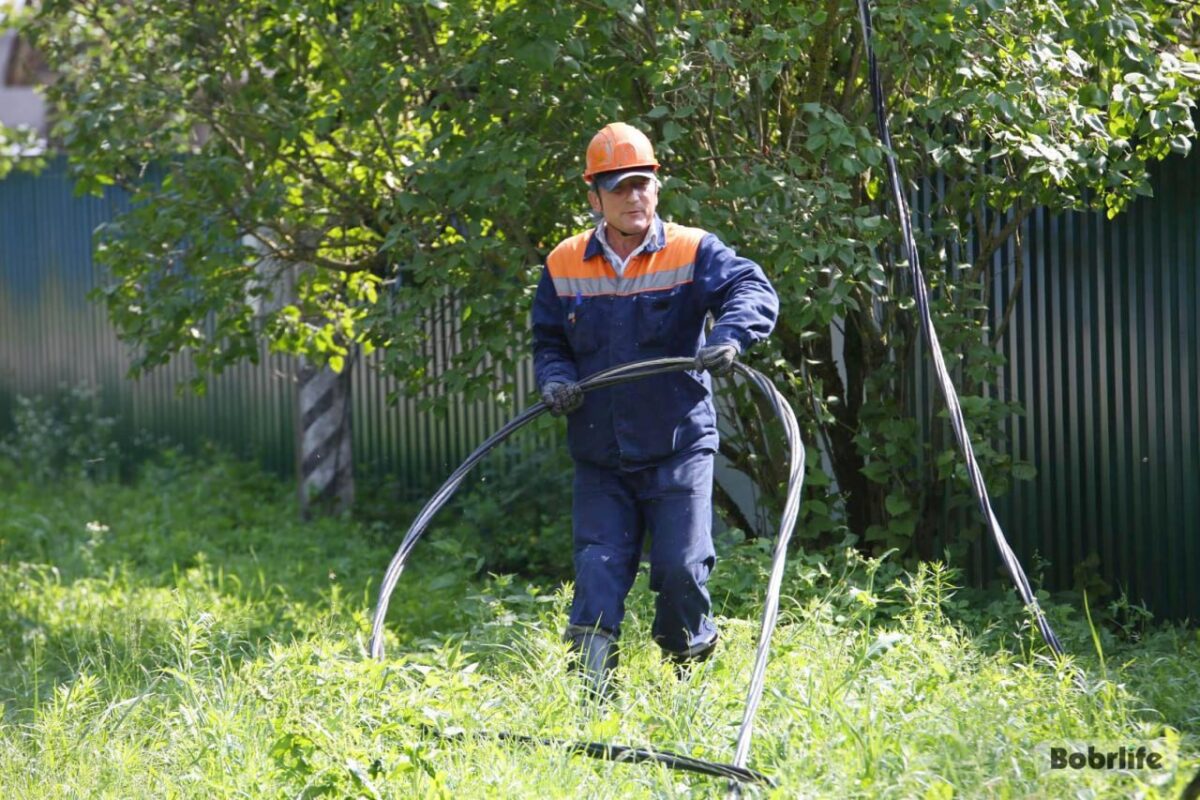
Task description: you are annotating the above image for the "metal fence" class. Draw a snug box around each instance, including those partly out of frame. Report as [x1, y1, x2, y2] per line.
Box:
[1, 156, 1196, 619]
[0, 161, 543, 495]
[984, 153, 1199, 620]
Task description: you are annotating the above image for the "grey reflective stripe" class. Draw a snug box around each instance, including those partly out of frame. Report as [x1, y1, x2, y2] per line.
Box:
[552, 262, 693, 297]
[620, 263, 693, 294]
[552, 276, 619, 296]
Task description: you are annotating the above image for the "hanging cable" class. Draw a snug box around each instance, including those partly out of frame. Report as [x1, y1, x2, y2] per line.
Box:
[368, 357, 803, 790]
[855, 0, 1065, 657]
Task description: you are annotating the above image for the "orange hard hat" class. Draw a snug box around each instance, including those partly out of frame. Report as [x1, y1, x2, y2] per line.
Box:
[583, 122, 660, 183]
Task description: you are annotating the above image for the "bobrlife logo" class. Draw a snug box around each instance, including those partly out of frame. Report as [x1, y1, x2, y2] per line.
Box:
[1037, 741, 1177, 776]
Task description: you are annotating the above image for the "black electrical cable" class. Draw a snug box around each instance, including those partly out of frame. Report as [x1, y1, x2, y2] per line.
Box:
[427, 728, 776, 787]
[369, 357, 803, 789]
[370, 9, 1069, 784]
[855, 0, 1065, 657]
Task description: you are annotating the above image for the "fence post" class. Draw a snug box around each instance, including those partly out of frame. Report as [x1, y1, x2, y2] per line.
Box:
[296, 354, 354, 518]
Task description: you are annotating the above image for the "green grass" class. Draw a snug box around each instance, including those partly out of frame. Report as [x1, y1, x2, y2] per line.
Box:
[0, 452, 1196, 798]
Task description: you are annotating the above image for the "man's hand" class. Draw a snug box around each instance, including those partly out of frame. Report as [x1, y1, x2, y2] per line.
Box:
[541, 381, 584, 416]
[695, 343, 739, 376]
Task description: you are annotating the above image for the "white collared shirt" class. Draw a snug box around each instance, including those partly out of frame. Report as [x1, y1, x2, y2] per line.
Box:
[594, 221, 655, 278]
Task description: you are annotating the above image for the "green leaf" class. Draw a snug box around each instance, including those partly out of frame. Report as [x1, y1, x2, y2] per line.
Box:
[889, 515, 917, 537]
[885, 493, 913, 516]
[1012, 462, 1038, 481]
[705, 39, 733, 67]
[861, 461, 891, 484]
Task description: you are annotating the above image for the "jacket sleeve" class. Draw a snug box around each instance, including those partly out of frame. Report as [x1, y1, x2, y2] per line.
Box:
[531, 264, 579, 390]
[694, 234, 779, 353]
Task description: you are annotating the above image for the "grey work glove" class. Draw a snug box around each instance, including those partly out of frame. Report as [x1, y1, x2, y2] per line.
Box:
[695, 343, 739, 376]
[541, 380, 584, 416]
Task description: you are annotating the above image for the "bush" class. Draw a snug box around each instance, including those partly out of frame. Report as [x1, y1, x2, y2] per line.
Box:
[0, 383, 119, 482]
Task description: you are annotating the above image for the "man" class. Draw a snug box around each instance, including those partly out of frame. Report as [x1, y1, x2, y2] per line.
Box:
[531, 122, 778, 694]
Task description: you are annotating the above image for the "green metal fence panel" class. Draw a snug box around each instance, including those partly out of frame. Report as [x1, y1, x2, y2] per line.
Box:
[348, 317, 545, 498]
[983, 151, 1200, 620]
[898, 153, 1198, 621]
[0, 162, 298, 474]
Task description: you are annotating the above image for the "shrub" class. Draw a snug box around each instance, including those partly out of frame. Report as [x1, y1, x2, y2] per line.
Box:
[0, 383, 119, 482]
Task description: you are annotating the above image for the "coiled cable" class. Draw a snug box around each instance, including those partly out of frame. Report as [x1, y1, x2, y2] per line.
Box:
[368, 357, 804, 789]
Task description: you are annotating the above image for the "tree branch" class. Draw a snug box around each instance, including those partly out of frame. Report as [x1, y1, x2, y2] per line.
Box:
[837, 26, 863, 118]
[972, 203, 1030, 278]
[991, 215, 1026, 346]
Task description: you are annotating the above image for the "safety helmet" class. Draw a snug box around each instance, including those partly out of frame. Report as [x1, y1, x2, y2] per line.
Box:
[583, 122, 660, 184]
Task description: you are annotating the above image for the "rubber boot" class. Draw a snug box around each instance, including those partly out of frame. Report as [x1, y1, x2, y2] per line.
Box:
[664, 632, 718, 680]
[564, 626, 619, 701]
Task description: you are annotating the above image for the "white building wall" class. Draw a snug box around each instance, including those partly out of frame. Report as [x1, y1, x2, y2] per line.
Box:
[1, 19, 49, 135]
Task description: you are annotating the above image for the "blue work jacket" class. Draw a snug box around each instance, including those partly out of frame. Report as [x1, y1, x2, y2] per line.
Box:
[531, 216, 779, 469]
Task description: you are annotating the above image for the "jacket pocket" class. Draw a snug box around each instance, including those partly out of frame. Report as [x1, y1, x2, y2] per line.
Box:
[635, 288, 682, 348]
[566, 295, 605, 355]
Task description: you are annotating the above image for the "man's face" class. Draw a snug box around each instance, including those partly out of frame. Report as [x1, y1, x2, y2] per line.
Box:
[588, 175, 659, 238]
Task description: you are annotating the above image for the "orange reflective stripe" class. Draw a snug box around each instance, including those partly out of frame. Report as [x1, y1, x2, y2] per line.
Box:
[553, 265, 694, 297]
[545, 223, 707, 297]
[625, 224, 706, 279]
[546, 232, 610, 279]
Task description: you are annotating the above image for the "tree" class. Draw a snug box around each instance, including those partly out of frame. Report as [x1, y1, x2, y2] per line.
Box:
[20, 0, 1199, 552]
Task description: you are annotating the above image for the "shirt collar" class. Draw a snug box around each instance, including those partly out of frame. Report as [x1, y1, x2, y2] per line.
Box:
[584, 215, 665, 260]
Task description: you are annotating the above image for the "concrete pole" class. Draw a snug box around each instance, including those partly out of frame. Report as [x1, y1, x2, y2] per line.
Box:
[296, 354, 355, 518]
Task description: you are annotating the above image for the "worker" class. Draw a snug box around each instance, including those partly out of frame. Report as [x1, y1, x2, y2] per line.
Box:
[531, 122, 779, 696]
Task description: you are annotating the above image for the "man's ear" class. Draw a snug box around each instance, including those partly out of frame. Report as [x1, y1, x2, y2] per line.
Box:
[587, 190, 602, 214]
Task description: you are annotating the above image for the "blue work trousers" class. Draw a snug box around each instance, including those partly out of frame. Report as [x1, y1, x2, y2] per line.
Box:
[568, 448, 718, 656]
